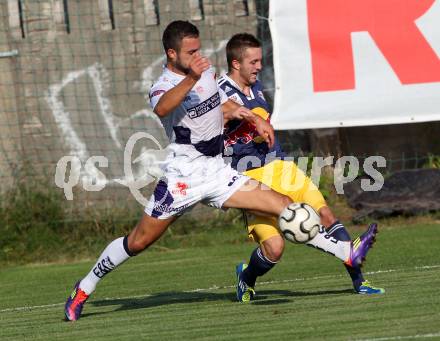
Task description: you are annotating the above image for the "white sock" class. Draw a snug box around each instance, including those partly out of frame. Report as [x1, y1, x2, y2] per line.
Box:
[79, 237, 132, 295]
[306, 227, 351, 262]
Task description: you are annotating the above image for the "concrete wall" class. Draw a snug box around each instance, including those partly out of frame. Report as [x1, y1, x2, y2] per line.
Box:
[0, 0, 258, 197]
[1, 0, 436, 201]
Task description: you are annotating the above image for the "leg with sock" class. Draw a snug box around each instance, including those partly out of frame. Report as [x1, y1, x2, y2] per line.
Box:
[241, 247, 277, 288]
[64, 213, 173, 321]
[79, 236, 135, 295]
[64, 236, 134, 321]
[326, 220, 385, 294]
[318, 205, 384, 294]
[236, 216, 283, 302]
[236, 246, 278, 303]
[305, 221, 378, 269]
[327, 221, 364, 290]
[305, 226, 351, 261]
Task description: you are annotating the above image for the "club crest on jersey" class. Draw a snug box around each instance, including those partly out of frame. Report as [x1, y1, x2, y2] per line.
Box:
[257, 90, 265, 101]
[172, 182, 188, 196]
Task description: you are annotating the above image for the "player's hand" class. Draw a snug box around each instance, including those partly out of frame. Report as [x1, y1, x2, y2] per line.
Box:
[227, 105, 254, 121]
[225, 105, 274, 147]
[188, 54, 211, 81]
[254, 115, 275, 148]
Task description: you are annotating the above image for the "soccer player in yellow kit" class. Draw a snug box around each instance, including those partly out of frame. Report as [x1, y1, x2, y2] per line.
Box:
[218, 33, 385, 299]
[64, 22, 379, 321]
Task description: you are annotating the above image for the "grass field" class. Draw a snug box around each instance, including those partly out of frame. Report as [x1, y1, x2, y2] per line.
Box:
[1, 221, 439, 340]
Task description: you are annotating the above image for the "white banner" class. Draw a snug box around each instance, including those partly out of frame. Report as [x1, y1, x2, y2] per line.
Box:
[269, 0, 440, 130]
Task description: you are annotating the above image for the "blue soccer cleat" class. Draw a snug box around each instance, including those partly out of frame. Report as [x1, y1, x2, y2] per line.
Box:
[345, 223, 378, 268]
[236, 262, 255, 303]
[64, 281, 89, 321]
[356, 280, 385, 295]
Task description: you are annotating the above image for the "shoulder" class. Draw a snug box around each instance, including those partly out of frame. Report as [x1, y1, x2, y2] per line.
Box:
[217, 75, 229, 88]
[149, 70, 174, 95]
[218, 77, 239, 97]
[198, 67, 218, 89]
[204, 66, 216, 80]
[217, 76, 233, 96]
[217, 78, 243, 105]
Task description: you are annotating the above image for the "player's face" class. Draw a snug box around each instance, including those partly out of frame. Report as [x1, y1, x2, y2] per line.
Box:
[239, 47, 263, 86]
[174, 37, 202, 74]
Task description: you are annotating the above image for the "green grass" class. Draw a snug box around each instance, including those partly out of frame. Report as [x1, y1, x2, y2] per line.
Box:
[1, 222, 439, 341]
[0, 177, 247, 265]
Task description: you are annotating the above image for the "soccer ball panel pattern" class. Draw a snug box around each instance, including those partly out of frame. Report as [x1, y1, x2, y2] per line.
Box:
[278, 203, 321, 243]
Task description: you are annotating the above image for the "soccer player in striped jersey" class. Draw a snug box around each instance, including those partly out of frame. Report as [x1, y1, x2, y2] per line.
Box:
[64, 22, 379, 320]
[218, 33, 385, 299]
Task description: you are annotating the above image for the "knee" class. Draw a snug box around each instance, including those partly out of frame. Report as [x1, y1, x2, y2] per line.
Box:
[262, 236, 285, 262]
[127, 214, 171, 254]
[127, 239, 149, 254]
[127, 228, 154, 254]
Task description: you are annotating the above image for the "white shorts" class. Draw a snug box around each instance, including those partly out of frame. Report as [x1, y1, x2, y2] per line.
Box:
[144, 144, 249, 219]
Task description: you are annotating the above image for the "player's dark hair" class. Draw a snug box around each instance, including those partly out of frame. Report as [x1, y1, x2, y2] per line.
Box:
[226, 33, 261, 71]
[162, 20, 199, 53]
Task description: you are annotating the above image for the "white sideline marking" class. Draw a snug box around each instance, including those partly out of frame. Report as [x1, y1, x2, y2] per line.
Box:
[1, 264, 438, 314]
[0, 302, 65, 313]
[354, 332, 440, 341]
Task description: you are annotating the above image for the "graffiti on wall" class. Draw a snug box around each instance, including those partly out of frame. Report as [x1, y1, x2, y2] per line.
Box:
[46, 40, 228, 201]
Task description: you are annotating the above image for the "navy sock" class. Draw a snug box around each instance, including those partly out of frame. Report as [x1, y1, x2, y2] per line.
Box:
[241, 247, 277, 287]
[327, 221, 364, 290]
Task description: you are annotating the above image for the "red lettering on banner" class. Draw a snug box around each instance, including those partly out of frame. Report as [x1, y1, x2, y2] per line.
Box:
[307, 0, 440, 92]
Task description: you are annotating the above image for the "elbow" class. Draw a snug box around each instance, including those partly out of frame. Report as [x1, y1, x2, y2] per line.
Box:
[154, 105, 168, 118]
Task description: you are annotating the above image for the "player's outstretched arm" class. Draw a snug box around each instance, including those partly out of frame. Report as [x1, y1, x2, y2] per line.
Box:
[222, 99, 274, 147]
[154, 55, 210, 117]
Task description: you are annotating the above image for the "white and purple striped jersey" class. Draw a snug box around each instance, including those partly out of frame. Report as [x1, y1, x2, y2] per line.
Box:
[149, 67, 228, 157]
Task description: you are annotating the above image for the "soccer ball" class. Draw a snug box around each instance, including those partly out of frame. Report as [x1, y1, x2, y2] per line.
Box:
[278, 203, 321, 243]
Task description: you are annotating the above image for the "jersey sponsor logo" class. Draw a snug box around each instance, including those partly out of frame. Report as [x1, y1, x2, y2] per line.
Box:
[150, 89, 166, 99]
[153, 203, 189, 214]
[228, 93, 244, 106]
[171, 182, 188, 196]
[93, 256, 116, 278]
[188, 92, 221, 119]
[224, 121, 255, 147]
